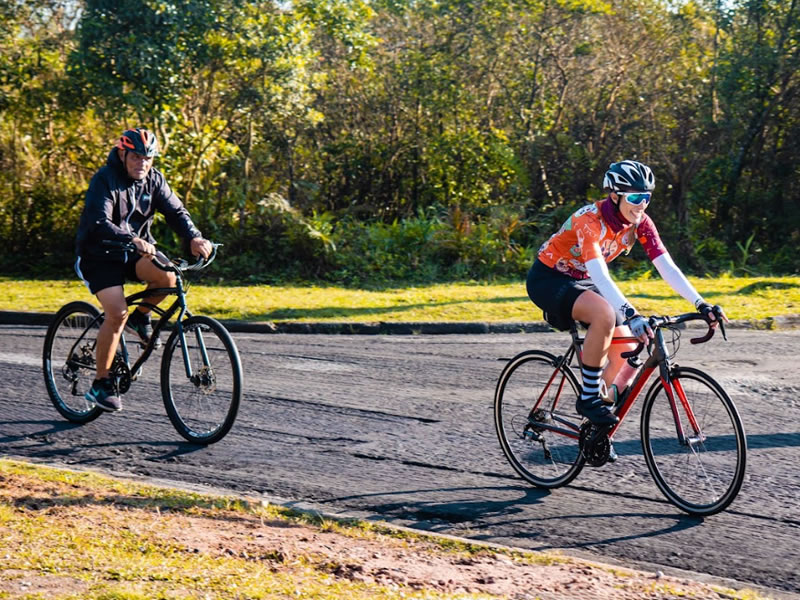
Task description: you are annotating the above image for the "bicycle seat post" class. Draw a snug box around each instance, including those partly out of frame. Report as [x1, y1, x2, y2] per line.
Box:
[568, 322, 584, 369]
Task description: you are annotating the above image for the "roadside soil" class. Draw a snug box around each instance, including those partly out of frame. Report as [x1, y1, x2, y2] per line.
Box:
[0, 466, 774, 600]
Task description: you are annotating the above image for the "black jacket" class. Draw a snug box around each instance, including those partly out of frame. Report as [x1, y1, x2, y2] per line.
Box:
[75, 149, 201, 261]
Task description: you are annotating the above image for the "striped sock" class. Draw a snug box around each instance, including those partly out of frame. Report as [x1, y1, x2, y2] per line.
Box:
[580, 365, 603, 401]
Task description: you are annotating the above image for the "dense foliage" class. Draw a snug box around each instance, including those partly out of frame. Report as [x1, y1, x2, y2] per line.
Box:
[1, 0, 798, 284]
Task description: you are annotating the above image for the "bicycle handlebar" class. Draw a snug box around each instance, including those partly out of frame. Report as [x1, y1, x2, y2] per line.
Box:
[620, 311, 727, 359]
[100, 239, 220, 273]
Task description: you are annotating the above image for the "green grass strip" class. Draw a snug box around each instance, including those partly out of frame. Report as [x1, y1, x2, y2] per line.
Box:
[1, 275, 799, 322]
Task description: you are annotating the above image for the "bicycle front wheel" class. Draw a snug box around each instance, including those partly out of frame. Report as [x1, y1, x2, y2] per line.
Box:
[42, 301, 104, 423]
[641, 366, 746, 516]
[161, 316, 242, 444]
[494, 350, 585, 488]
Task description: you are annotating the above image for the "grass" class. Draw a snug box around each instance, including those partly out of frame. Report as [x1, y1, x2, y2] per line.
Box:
[1, 275, 799, 323]
[0, 459, 773, 600]
[0, 459, 497, 600]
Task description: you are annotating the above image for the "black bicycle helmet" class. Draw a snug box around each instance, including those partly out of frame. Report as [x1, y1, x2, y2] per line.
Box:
[602, 160, 655, 192]
[116, 127, 158, 158]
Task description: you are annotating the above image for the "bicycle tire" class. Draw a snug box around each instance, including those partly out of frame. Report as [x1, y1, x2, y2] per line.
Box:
[161, 315, 242, 444]
[42, 301, 105, 423]
[494, 350, 586, 488]
[641, 366, 747, 516]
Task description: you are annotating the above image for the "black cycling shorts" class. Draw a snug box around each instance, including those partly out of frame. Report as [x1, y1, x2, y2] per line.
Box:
[526, 259, 623, 331]
[75, 255, 143, 295]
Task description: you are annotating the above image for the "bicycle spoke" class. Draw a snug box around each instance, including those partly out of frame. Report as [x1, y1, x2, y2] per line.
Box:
[161, 316, 242, 444]
[495, 351, 585, 488]
[42, 302, 104, 423]
[641, 367, 746, 516]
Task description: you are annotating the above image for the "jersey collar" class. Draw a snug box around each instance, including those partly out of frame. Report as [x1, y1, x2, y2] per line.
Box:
[600, 196, 630, 232]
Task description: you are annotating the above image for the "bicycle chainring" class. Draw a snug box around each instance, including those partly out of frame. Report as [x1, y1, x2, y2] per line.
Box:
[579, 422, 611, 467]
[111, 355, 132, 394]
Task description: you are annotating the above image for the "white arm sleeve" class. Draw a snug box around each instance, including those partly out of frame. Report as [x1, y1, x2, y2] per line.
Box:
[652, 253, 704, 306]
[585, 258, 635, 321]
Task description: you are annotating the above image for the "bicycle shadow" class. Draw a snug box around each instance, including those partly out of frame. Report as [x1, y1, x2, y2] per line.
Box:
[57, 440, 211, 462]
[612, 431, 800, 457]
[0, 419, 210, 461]
[318, 483, 551, 526]
[496, 509, 704, 551]
[319, 482, 704, 544]
[0, 419, 83, 444]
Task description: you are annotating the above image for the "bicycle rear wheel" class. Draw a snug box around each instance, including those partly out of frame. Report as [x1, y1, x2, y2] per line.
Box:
[161, 316, 242, 444]
[42, 301, 104, 423]
[641, 366, 746, 516]
[494, 350, 585, 488]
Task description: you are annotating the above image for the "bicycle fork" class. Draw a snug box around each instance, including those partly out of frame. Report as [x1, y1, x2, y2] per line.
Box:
[652, 329, 705, 448]
[175, 321, 213, 387]
[660, 371, 706, 447]
[170, 284, 211, 382]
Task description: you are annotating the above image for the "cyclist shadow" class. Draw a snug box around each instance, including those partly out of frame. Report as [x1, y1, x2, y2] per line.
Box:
[508, 509, 705, 551]
[321, 484, 705, 544]
[319, 484, 551, 527]
[0, 419, 209, 460]
[0, 419, 84, 444]
[66, 440, 212, 462]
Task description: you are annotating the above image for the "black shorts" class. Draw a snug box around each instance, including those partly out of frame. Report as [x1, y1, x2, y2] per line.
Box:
[75, 255, 143, 295]
[526, 259, 623, 331]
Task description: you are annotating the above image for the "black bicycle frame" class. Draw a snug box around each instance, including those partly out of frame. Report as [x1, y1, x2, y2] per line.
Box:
[65, 276, 206, 382]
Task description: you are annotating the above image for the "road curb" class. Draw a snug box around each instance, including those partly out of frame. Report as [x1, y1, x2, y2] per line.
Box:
[218, 320, 555, 335]
[2, 310, 799, 334]
[0, 311, 54, 327]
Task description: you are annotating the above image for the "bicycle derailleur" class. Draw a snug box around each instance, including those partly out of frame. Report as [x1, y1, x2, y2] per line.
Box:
[579, 422, 618, 467]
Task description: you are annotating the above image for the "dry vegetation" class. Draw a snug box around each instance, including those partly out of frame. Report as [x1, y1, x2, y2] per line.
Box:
[0, 459, 777, 600]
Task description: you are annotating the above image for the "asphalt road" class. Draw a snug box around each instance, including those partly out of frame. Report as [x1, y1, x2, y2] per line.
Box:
[2, 323, 799, 596]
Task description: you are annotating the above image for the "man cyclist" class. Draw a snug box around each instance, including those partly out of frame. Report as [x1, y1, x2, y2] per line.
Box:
[75, 127, 212, 412]
[527, 159, 727, 426]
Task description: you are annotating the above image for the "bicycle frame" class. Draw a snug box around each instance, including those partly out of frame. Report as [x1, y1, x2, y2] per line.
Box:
[122, 284, 194, 378]
[526, 323, 705, 445]
[64, 262, 210, 385]
[495, 310, 743, 514]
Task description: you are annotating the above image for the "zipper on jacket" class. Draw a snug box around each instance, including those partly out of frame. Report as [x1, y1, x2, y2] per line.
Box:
[122, 182, 139, 263]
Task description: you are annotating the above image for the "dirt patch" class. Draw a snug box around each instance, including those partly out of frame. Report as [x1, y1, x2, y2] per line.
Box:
[163, 513, 761, 599]
[0, 469, 772, 600]
[0, 571, 89, 598]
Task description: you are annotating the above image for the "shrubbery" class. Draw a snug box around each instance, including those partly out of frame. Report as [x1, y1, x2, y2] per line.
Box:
[2, 1, 799, 283]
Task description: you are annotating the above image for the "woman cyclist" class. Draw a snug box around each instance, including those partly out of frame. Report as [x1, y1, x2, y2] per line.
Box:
[527, 160, 727, 426]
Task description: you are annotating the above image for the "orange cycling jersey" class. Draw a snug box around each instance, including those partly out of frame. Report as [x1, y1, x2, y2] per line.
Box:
[538, 199, 666, 280]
